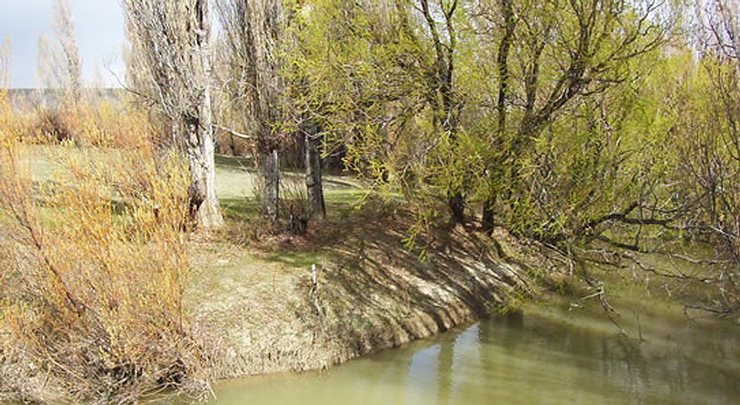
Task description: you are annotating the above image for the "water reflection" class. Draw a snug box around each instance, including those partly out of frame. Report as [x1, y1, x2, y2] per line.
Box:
[208, 304, 739, 405]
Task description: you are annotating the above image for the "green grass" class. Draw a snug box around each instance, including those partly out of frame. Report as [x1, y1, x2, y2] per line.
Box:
[21, 144, 369, 223]
[213, 152, 368, 221]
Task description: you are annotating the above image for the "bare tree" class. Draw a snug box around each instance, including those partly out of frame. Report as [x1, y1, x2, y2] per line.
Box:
[123, 0, 224, 229]
[217, 0, 284, 223]
[692, 0, 740, 265]
[37, 0, 82, 104]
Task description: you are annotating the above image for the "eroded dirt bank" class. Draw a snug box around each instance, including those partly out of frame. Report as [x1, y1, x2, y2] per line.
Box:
[187, 211, 537, 380]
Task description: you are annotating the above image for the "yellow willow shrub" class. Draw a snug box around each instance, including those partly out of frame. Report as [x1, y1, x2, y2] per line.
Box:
[27, 100, 153, 149]
[98, 103, 156, 150]
[0, 129, 208, 402]
[69, 102, 151, 149]
[29, 107, 77, 144]
[0, 88, 20, 141]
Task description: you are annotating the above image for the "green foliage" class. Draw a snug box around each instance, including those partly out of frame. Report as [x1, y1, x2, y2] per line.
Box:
[284, 1, 738, 316]
[286, 0, 675, 244]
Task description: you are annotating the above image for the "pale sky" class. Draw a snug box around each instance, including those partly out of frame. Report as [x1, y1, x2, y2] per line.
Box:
[0, 0, 126, 88]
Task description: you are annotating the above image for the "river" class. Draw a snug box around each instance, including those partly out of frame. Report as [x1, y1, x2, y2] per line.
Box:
[206, 287, 739, 405]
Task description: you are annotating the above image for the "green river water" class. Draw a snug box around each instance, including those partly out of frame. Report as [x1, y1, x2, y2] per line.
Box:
[207, 290, 739, 405]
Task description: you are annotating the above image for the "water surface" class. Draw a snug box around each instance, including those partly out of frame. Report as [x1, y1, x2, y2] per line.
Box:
[207, 292, 739, 405]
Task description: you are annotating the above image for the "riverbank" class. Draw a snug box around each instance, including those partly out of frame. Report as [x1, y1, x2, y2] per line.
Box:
[204, 281, 740, 405]
[2, 146, 735, 404]
[188, 209, 537, 380]
[1, 146, 543, 403]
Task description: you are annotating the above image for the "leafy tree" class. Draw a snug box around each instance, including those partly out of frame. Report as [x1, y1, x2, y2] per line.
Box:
[472, 0, 671, 235]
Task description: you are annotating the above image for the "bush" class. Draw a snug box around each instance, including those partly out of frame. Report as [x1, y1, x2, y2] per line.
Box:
[0, 110, 208, 402]
[33, 107, 75, 143]
[24, 101, 154, 149]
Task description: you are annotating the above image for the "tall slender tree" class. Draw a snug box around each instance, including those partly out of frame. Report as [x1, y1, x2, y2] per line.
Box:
[217, 0, 284, 223]
[284, 1, 326, 220]
[37, 0, 82, 105]
[417, 0, 465, 223]
[0, 39, 10, 89]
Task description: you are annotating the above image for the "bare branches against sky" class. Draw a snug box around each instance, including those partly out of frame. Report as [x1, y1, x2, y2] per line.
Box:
[0, 0, 125, 88]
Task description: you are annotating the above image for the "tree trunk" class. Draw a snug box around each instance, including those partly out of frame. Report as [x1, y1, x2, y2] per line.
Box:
[260, 148, 280, 222]
[187, 0, 223, 229]
[186, 118, 223, 229]
[448, 192, 465, 224]
[305, 123, 326, 220]
[481, 0, 515, 236]
[482, 196, 495, 235]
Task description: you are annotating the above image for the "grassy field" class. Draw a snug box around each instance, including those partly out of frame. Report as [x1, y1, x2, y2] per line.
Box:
[22, 144, 367, 211]
[213, 153, 369, 222]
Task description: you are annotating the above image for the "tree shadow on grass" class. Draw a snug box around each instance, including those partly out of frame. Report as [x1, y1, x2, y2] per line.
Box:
[219, 196, 260, 221]
[249, 204, 531, 354]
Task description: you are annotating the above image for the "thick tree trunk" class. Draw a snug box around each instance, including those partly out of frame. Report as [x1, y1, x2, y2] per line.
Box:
[260, 148, 280, 222]
[186, 120, 223, 229]
[187, 0, 223, 229]
[305, 124, 326, 220]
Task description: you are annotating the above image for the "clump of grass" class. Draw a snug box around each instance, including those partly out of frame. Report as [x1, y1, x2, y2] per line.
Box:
[243, 175, 312, 239]
[0, 92, 209, 403]
[280, 178, 311, 235]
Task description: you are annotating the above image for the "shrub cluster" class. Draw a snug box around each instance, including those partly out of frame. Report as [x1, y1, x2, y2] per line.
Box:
[0, 91, 208, 403]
